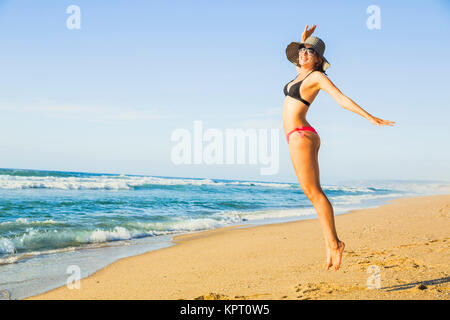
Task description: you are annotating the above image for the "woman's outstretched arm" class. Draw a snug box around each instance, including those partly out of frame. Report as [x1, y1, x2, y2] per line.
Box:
[316, 72, 396, 127]
[301, 24, 316, 42]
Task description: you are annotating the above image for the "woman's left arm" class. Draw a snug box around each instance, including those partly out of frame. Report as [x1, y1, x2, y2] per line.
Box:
[315, 72, 396, 127]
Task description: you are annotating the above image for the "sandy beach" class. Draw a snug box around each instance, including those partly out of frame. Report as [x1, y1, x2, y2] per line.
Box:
[28, 194, 449, 300]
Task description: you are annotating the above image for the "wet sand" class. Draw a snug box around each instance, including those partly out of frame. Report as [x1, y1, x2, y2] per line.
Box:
[28, 194, 450, 300]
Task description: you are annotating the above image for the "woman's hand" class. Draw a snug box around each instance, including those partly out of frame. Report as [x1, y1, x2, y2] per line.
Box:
[368, 115, 396, 126]
[301, 24, 317, 42]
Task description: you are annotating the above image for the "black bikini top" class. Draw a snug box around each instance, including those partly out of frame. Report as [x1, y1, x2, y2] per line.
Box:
[283, 71, 314, 106]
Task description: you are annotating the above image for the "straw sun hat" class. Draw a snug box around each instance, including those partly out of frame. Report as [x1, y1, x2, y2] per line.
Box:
[286, 36, 330, 72]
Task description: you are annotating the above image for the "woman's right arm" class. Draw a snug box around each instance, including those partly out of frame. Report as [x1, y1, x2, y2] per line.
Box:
[301, 24, 316, 42]
[316, 72, 396, 127]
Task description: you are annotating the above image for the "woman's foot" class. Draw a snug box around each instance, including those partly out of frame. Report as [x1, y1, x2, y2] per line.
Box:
[324, 241, 345, 271]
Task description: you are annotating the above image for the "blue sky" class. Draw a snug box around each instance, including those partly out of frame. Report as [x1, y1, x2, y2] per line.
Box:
[0, 0, 449, 184]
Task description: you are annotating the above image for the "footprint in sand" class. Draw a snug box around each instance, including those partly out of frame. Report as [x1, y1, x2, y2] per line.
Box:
[194, 292, 229, 300]
[195, 292, 272, 300]
[294, 282, 344, 299]
[344, 247, 424, 272]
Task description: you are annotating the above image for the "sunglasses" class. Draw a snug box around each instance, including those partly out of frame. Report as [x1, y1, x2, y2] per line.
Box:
[299, 47, 317, 56]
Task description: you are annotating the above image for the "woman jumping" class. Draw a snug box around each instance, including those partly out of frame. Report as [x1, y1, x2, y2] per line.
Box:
[283, 25, 395, 271]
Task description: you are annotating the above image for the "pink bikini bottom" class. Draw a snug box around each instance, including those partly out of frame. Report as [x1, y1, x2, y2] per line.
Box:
[286, 126, 319, 144]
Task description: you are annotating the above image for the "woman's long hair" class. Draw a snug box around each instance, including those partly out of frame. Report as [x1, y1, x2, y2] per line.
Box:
[314, 56, 327, 75]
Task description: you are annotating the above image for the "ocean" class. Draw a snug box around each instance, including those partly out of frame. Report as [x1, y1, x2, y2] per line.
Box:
[0, 168, 449, 299]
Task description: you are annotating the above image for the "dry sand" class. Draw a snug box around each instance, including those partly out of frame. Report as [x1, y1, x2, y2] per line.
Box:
[28, 194, 449, 300]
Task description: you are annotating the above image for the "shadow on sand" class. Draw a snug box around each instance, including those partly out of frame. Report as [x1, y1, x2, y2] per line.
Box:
[381, 277, 450, 292]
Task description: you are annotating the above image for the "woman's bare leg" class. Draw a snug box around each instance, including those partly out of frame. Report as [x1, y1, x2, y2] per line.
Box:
[288, 131, 345, 271]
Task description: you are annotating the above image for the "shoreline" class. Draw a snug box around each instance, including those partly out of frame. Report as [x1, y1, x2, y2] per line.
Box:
[28, 194, 450, 300]
[1, 192, 400, 300]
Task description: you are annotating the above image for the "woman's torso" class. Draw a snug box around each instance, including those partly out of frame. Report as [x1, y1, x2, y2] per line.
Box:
[282, 70, 320, 135]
